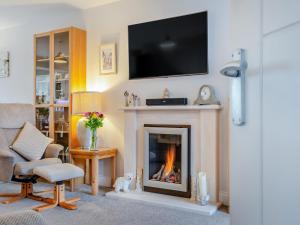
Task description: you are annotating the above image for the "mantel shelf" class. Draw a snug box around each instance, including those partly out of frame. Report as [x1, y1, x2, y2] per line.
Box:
[121, 105, 222, 111]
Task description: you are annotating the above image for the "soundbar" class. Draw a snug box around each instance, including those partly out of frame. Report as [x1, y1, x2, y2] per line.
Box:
[146, 98, 188, 106]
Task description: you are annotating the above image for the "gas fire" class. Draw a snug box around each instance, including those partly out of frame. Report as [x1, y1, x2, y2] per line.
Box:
[151, 144, 181, 184]
[162, 145, 176, 178]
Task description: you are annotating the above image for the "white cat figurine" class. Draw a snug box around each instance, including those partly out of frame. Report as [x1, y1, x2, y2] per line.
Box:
[114, 173, 133, 193]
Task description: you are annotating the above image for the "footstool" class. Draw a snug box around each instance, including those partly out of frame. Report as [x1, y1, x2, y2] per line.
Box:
[32, 163, 84, 212]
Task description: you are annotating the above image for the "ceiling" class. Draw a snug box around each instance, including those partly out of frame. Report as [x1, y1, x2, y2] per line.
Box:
[0, 0, 121, 9]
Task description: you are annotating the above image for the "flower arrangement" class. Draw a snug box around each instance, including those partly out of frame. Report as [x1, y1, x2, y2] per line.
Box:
[84, 112, 104, 150]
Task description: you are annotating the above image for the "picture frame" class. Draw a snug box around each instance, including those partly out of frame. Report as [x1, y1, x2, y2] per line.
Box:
[100, 43, 117, 75]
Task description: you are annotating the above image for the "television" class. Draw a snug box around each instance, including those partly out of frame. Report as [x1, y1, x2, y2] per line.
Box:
[128, 11, 208, 79]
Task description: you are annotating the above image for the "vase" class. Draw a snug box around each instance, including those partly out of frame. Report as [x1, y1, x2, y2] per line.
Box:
[77, 117, 91, 149]
[89, 129, 97, 151]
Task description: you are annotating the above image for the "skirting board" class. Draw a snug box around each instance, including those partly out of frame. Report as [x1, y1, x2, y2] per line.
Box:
[106, 191, 218, 216]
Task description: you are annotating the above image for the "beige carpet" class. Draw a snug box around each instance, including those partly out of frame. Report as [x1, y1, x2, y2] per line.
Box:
[0, 182, 230, 225]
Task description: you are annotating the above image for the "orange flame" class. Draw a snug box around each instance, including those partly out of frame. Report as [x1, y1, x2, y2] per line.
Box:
[163, 145, 176, 178]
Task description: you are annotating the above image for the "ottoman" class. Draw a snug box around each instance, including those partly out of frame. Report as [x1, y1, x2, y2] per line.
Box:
[32, 163, 84, 212]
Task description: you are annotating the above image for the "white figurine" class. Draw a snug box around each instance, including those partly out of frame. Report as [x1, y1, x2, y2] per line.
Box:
[113, 173, 134, 193]
[162, 88, 170, 98]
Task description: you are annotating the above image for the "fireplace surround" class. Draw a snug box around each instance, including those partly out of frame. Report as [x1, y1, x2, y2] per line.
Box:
[143, 124, 191, 198]
[122, 105, 220, 203]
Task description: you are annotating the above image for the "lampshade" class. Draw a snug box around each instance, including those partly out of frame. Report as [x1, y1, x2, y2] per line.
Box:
[72, 91, 102, 115]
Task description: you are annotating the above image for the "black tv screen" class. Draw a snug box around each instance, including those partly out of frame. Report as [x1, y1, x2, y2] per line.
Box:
[128, 12, 208, 79]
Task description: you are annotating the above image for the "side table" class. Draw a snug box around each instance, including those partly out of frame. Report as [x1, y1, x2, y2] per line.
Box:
[69, 147, 117, 195]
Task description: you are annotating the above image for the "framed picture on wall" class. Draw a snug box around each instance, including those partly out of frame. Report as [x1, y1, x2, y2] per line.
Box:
[100, 43, 117, 75]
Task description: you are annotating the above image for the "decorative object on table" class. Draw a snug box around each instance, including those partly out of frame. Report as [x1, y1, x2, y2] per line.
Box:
[84, 112, 104, 150]
[162, 88, 170, 98]
[124, 91, 129, 107]
[113, 173, 134, 193]
[220, 48, 247, 126]
[100, 43, 117, 74]
[72, 91, 102, 149]
[197, 172, 210, 206]
[0, 51, 9, 78]
[193, 85, 220, 105]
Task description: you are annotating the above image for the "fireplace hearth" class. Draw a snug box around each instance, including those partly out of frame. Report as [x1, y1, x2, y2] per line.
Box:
[143, 124, 191, 198]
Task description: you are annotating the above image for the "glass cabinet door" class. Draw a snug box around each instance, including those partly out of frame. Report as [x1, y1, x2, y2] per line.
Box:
[54, 106, 69, 162]
[35, 107, 50, 137]
[35, 36, 50, 105]
[54, 32, 69, 105]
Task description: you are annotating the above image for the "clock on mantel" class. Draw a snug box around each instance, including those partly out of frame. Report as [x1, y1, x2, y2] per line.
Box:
[193, 85, 220, 105]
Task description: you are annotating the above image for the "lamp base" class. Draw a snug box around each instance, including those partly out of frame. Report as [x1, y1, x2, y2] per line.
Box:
[77, 117, 92, 149]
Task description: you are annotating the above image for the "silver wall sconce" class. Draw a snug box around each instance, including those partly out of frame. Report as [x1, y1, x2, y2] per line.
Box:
[220, 49, 247, 126]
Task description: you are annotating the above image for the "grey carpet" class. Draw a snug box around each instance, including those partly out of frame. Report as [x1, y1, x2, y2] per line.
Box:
[0, 182, 230, 225]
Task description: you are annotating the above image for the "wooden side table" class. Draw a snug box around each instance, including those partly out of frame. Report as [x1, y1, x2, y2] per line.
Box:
[69, 147, 117, 196]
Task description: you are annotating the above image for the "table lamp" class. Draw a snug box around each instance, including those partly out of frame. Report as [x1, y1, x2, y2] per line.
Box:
[72, 91, 102, 149]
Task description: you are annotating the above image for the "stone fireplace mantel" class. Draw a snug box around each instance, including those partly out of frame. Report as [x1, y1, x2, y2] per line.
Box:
[122, 105, 221, 203]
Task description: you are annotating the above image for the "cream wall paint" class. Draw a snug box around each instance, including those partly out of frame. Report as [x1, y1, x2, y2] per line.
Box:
[0, 5, 84, 104]
[83, 0, 231, 201]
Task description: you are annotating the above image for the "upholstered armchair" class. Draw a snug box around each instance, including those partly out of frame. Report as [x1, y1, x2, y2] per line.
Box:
[0, 104, 63, 182]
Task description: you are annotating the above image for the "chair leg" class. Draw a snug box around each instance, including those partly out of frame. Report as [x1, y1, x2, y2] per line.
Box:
[33, 184, 80, 212]
[0, 195, 24, 204]
[0, 183, 28, 204]
[0, 193, 20, 197]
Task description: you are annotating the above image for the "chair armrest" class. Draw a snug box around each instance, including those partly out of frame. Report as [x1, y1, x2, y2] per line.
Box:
[44, 144, 64, 159]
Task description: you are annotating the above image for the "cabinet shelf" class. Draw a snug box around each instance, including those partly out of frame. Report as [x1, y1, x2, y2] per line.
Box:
[36, 58, 50, 62]
[55, 131, 69, 134]
[56, 79, 69, 82]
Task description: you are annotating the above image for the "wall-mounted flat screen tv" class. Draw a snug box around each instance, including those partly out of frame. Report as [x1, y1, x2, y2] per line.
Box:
[128, 11, 208, 79]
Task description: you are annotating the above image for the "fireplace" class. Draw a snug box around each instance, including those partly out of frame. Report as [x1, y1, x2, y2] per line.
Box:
[143, 124, 191, 198]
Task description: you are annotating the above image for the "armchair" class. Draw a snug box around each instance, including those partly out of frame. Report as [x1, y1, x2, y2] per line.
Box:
[0, 104, 63, 204]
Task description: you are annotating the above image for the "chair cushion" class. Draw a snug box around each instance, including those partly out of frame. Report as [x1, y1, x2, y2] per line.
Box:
[33, 163, 84, 183]
[14, 158, 62, 176]
[11, 122, 53, 161]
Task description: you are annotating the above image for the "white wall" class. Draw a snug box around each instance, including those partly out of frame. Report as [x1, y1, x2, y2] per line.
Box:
[262, 1, 300, 225]
[83, 0, 230, 202]
[0, 4, 84, 104]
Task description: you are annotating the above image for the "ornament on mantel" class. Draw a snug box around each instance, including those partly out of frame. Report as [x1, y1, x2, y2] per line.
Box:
[162, 88, 170, 98]
[130, 93, 140, 107]
[124, 91, 129, 107]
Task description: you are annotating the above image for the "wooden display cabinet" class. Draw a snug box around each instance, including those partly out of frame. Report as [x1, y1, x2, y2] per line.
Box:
[34, 27, 86, 162]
